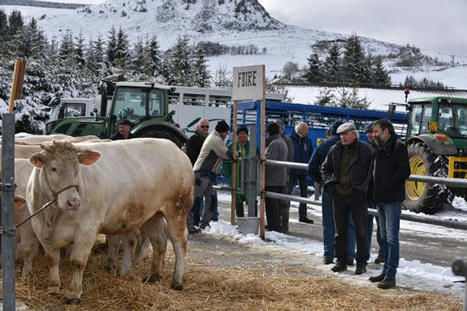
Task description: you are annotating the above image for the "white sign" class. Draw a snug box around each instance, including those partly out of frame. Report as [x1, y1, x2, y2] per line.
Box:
[232, 65, 265, 101]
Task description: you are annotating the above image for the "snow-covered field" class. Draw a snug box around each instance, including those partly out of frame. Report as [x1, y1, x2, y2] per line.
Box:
[215, 191, 467, 298]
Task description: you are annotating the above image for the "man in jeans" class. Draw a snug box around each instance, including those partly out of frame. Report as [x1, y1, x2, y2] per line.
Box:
[369, 119, 410, 289]
[321, 121, 373, 275]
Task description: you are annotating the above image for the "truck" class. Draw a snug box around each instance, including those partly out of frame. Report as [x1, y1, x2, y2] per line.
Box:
[404, 96, 467, 213]
[45, 82, 285, 145]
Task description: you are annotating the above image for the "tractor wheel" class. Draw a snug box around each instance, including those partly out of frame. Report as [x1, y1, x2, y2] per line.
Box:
[404, 142, 454, 214]
[138, 128, 186, 148]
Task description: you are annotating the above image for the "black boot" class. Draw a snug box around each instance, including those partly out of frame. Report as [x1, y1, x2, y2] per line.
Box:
[377, 277, 396, 289]
[369, 272, 385, 283]
[374, 254, 385, 264]
[355, 262, 367, 275]
[331, 261, 347, 273]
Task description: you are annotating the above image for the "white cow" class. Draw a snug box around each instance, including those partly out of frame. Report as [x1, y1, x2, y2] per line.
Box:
[26, 139, 193, 304]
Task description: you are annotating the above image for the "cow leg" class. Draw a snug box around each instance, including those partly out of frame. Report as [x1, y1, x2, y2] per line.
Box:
[106, 235, 120, 271]
[44, 248, 61, 295]
[66, 237, 95, 304]
[120, 231, 138, 275]
[141, 214, 167, 283]
[20, 236, 39, 281]
[165, 214, 187, 291]
[135, 233, 150, 263]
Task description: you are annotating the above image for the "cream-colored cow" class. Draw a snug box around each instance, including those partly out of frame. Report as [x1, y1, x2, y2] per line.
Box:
[26, 138, 193, 304]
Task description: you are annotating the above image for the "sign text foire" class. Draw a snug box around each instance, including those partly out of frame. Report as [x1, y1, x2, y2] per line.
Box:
[232, 65, 264, 101]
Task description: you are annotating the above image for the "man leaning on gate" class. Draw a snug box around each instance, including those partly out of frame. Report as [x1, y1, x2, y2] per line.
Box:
[368, 119, 410, 289]
[321, 120, 373, 275]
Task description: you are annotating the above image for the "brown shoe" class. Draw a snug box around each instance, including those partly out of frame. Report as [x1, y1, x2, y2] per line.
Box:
[369, 273, 385, 283]
[377, 277, 396, 289]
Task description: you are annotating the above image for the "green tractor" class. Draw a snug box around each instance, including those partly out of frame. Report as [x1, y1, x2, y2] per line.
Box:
[45, 82, 188, 147]
[404, 96, 467, 213]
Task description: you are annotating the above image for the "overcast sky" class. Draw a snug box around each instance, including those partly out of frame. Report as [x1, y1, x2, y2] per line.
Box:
[44, 0, 467, 59]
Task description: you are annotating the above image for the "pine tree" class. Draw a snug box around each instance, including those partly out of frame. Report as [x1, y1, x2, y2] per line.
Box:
[303, 52, 322, 83]
[337, 86, 370, 109]
[192, 46, 210, 87]
[74, 32, 86, 67]
[130, 39, 145, 72]
[169, 36, 192, 85]
[106, 26, 117, 65]
[372, 56, 391, 86]
[0, 10, 9, 55]
[342, 34, 365, 83]
[314, 88, 336, 106]
[47, 36, 59, 63]
[145, 36, 162, 76]
[323, 43, 341, 82]
[8, 10, 23, 40]
[115, 27, 129, 68]
[59, 31, 75, 62]
[362, 52, 374, 84]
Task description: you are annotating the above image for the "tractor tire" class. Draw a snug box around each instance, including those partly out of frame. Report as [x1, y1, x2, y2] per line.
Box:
[138, 128, 186, 148]
[404, 142, 454, 214]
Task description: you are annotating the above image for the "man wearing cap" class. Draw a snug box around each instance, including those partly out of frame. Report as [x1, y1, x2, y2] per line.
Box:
[369, 119, 410, 289]
[111, 119, 135, 140]
[321, 120, 373, 274]
[223, 126, 255, 217]
[365, 122, 386, 265]
[265, 122, 289, 232]
[188, 120, 236, 232]
[309, 121, 356, 265]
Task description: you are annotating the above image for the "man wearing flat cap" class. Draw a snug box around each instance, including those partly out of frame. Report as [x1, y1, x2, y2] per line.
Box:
[112, 119, 135, 140]
[321, 120, 373, 275]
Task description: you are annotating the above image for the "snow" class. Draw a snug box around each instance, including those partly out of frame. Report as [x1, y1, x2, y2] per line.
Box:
[214, 191, 466, 297]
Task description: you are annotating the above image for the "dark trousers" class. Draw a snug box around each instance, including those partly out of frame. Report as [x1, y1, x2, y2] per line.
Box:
[265, 185, 284, 232]
[289, 174, 309, 220]
[333, 191, 369, 265]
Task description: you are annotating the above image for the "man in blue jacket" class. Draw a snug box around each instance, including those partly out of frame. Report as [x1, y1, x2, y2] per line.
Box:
[308, 121, 356, 265]
[289, 122, 314, 223]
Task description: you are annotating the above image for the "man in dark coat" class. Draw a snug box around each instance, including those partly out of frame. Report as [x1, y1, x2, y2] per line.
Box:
[111, 119, 135, 140]
[186, 118, 210, 165]
[309, 121, 356, 265]
[321, 120, 373, 274]
[289, 122, 313, 223]
[369, 119, 410, 289]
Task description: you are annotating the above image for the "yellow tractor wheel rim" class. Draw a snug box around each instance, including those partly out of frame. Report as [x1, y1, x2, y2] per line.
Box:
[406, 155, 427, 200]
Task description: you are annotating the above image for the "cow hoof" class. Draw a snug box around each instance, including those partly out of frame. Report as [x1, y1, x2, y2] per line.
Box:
[47, 287, 61, 296]
[172, 283, 183, 291]
[142, 274, 161, 283]
[65, 298, 81, 305]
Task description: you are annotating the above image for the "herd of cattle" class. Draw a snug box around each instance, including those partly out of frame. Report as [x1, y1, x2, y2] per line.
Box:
[1, 133, 194, 304]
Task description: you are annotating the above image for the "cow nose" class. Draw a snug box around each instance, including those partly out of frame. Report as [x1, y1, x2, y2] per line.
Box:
[66, 198, 80, 210]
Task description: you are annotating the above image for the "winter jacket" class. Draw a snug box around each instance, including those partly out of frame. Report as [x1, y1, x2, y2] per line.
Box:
[186, 130, 207, 165]
[193, 130, 233, 175]
[372, 135, 410, 203]
[308, 135, 340, 183]
[321, 140, 373, 196]
[111, 132, 135, 140]
[289, 130, 313, 176]
[266, 134, 289, 187]
[223, 140, 250, 188]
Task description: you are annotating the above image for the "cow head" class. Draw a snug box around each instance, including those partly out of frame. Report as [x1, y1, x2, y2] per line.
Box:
[29, 141, 101, 211]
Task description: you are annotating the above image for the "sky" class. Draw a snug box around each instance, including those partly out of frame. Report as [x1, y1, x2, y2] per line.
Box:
[41, 0, 467, 60]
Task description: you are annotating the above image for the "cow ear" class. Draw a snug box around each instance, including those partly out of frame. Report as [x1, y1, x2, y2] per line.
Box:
[14, 196, 26, 208]
[78, 151, 101, 166]
[29, 153, 44, 168]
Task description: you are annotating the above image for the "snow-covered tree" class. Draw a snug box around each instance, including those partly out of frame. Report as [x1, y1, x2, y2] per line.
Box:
[303, 52, 322, 83]
[337, 86, 370, 109]
[59, 31, 75, 62]
[314, 88, 337, 106]
[168, 36, 192, 85]
[106, 26, 117, 65]
[145, 36, 162, 76]
[0, 10, 9, 54]
[342, 35, 365, 83]
[323, 43, 341, 82]
[74, 32, 86, 67]
[192, 46, 210, 87]
[372, 56, 391, 86]
[115, 27, 129, 68]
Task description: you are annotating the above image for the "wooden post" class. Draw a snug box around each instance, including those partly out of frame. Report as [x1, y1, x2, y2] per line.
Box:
[8, 59, 27, 114]
[259, 65, 266, 240]
[231, 100, 238, 225]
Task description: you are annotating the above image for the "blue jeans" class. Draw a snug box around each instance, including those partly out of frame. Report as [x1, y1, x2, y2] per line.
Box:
[322, 189, 355, 263]
[289, 174, 309, 220]
[376, 201, 402, 279]
[367, 202, 385, 258]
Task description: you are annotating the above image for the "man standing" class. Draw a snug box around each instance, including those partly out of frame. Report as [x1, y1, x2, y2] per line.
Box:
[289, 122, 314, 224]
[275, 120, 294, 232]
[369, 119, 410, 289]
[309, 121, 356, 265]
[365, 123, 386, 264]
[321, 121, 373, 274]
[188, 120, 235, 233]
[186, 119, 210, 227]
[111, 119, 135, 140]
[223, 126, 254, 217]
[265, 122, 288, 232]
[186, 119, 210, 165]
